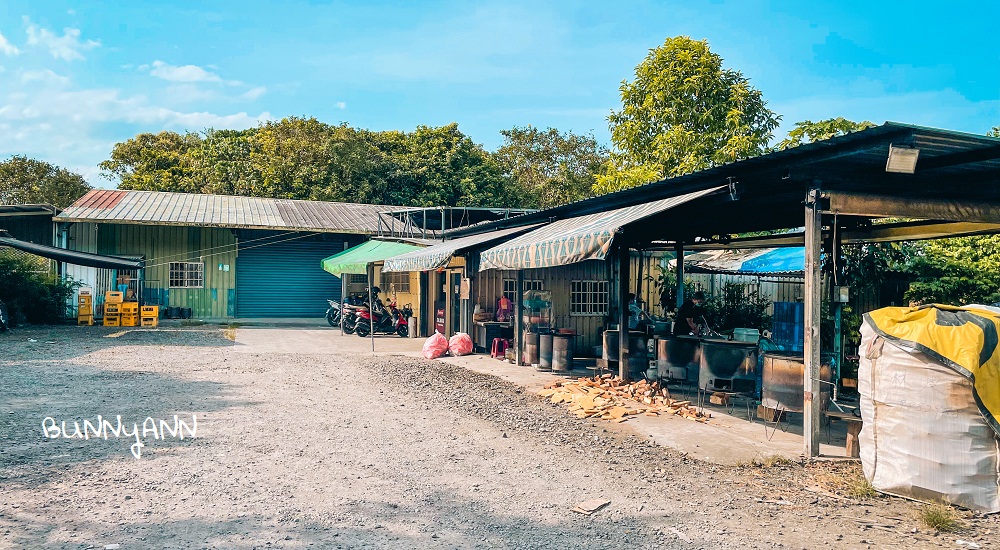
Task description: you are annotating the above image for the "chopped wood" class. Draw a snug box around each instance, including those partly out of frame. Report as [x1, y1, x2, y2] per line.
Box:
[537, 376, 709, 425]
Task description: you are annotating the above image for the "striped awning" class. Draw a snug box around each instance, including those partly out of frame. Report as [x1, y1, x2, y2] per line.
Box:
[321, 240, 424, 276]
[479, 187, 724, 271]
[382, 225, 540, 273]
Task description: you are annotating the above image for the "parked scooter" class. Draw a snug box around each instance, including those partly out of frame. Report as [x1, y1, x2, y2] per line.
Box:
[340, 293, 369, 334]
[355, 289, 409, 338]
[325, 299, 342, 327]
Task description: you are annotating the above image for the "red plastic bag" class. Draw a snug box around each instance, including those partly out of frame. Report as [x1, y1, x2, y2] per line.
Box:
[449, 332, 473, 356]
[422, 332, 449, 359]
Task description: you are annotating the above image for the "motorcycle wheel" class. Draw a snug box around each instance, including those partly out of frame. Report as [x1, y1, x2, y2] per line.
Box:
[396, 325, 408, 338]
[355, 323, 370, 337]
[342, 319, 356, 334]
[325, 310, 339, 327]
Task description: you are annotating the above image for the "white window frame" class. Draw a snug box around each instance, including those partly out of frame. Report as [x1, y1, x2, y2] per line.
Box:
[503, 278, 543, 303]
[570, 280, 609, 316]
[168, 262, 204, 289]
[382, 271, 411, 293]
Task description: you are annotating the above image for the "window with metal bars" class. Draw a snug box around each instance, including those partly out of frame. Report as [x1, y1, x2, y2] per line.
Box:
[503, 278, 543, 303]
[168, 262, 204, 288]
[382, 271, 411, 293]
[570, 280, 609, 316]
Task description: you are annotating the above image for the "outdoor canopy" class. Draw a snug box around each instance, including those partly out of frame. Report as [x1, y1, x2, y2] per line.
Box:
[0, 232, 144, 270]
[478, 186, 725, 271]
[683, 247, 806, 276]
[320, 239, 423, 276]
[381, 225, 540, 273]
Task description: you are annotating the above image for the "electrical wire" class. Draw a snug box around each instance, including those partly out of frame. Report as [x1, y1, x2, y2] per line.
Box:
[135, 229, 306, 265]
[143, 231, 322, 269]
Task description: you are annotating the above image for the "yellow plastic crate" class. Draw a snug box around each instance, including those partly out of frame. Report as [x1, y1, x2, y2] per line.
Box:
[78, 305, 93, 316]
[140, 317, 159, 327]
[103, 316, 120, 327]
[120, 315, 139, 327]
[77, 315, 93, 326]
[104, 291, 124, 304]
[104, 303, 121, 314]
[120, 302, 139, 314]
[78, 295, 93, 305]
[141, 305, 159, 316]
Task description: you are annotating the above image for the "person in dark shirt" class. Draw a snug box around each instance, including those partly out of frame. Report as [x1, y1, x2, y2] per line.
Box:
[673, 291, 707, 336]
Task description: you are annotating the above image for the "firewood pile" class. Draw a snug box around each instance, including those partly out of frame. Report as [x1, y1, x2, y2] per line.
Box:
[539, 374, 710, 423]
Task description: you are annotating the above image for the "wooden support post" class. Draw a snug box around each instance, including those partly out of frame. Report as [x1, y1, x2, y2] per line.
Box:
[514, 270, 524, 366]
[674, 242, 685, 310]
[804, 189, 823, 458]
[618, 240, 631, 381]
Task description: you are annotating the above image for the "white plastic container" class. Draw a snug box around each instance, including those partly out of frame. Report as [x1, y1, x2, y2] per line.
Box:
[733, 328, 760, 343]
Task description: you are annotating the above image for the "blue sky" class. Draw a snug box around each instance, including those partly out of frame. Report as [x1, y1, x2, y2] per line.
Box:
[1, 0, 997, 186]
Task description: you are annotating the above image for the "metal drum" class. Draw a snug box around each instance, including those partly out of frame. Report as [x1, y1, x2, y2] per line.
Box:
[539, 333, 553, 370]
[699, 339, 759, 393]
[761, 353, 833, 412]
[603, 330, 648, 378]
[523, 331, 539, 366]
[653, 336, 701, 383]
[552, 334, 573, 372]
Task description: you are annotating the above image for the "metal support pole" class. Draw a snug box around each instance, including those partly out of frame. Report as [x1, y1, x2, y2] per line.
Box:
[618, 241, 631, 381]
[674, 242, 685, 310]
[340, 273, 347, 336]
[367, 263, 375, 353]
[804, 189, 823, 458]
[515, 270, 524, 366]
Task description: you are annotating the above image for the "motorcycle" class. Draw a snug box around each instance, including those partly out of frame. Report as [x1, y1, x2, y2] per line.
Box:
[355, 293, 410, 338]
[325, 299, 342, 327]
[340, 293, 369, 334]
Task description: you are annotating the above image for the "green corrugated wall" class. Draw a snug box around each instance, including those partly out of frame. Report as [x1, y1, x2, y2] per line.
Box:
[97, 224, 237, 319]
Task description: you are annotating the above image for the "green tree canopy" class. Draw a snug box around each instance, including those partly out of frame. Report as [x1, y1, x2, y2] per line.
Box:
[494, 126, 608, 209]
[100, 131, 203, 192]
[777, 117, 877, 150]
[98, 118, 517, 208]
[0, 156, 92, 208]
[596, 36, 780, 194]
[988, 125, 999, 137]
[904, 236, 1000, 306]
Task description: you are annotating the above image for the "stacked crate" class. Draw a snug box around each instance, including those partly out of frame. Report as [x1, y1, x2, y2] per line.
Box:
[77, 291, 94, 326]
[141, 306, 159, 327]
[120, 302, 139, 327]
[103, 291, 123, 327]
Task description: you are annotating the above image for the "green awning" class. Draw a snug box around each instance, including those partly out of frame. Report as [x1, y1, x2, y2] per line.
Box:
[321, 240, 424, 276]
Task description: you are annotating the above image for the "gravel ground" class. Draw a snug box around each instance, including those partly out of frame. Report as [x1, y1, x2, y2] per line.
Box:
[2, 325, 999, 549]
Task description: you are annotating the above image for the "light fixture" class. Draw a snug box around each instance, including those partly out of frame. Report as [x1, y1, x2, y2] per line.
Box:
[886, 144, 920, 174]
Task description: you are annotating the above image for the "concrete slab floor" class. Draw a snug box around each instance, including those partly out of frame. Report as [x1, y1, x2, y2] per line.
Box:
[233, 328, 857, 465]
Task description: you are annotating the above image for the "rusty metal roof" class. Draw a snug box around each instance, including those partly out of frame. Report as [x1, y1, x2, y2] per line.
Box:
[55, 190, 411, 235]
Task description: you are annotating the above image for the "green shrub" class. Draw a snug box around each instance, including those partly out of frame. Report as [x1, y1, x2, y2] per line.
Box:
[0, 253, 78, 325]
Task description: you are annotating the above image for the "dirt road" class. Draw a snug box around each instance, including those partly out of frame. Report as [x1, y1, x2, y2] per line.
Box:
[2, 326, 998, 548]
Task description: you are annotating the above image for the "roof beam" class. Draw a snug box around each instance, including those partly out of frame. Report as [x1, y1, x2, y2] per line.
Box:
[917, 145, 1000, 172]
[825, 191, 1000, 223]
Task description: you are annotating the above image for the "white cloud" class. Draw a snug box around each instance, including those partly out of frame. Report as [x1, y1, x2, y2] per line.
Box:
[0, 32, 21, 56]
[335, 101, 346, 110]
[23, 18, 99, 61]
[242, 86, 267, 100]
[147, 60, 224, 83]
[19, 69, 71, 87]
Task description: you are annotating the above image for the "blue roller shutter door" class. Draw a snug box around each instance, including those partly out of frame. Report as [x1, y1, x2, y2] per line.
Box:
[236, 233, 347, 318]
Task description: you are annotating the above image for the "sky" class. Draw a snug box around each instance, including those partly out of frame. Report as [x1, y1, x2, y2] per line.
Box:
[0, 0, 997, 187]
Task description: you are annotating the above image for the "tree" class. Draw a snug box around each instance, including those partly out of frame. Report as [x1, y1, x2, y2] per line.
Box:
[494, 126, 608, 209]
[0, 156, 92, 208]
[989, 125, 1000, 138]
[100, 131, 202, 192]
[189, 128, 262, 196]
[777, 117, 877, 150]
[596, 36, 780, 194]
[903, 236, 1000, 306]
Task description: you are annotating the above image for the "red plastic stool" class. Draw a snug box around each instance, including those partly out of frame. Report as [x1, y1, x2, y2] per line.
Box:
[491, 338, 510, 359]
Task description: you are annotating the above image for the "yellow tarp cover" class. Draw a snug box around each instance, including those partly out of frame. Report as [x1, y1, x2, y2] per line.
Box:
[866, 304, 1000, 436]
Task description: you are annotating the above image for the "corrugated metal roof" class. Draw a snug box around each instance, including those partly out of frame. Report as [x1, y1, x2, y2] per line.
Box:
[382, 224, 541, 273]
[56, 190, 411, 235]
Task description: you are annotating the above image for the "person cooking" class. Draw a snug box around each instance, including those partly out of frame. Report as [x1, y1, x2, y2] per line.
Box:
[673, 291, 707, 336]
